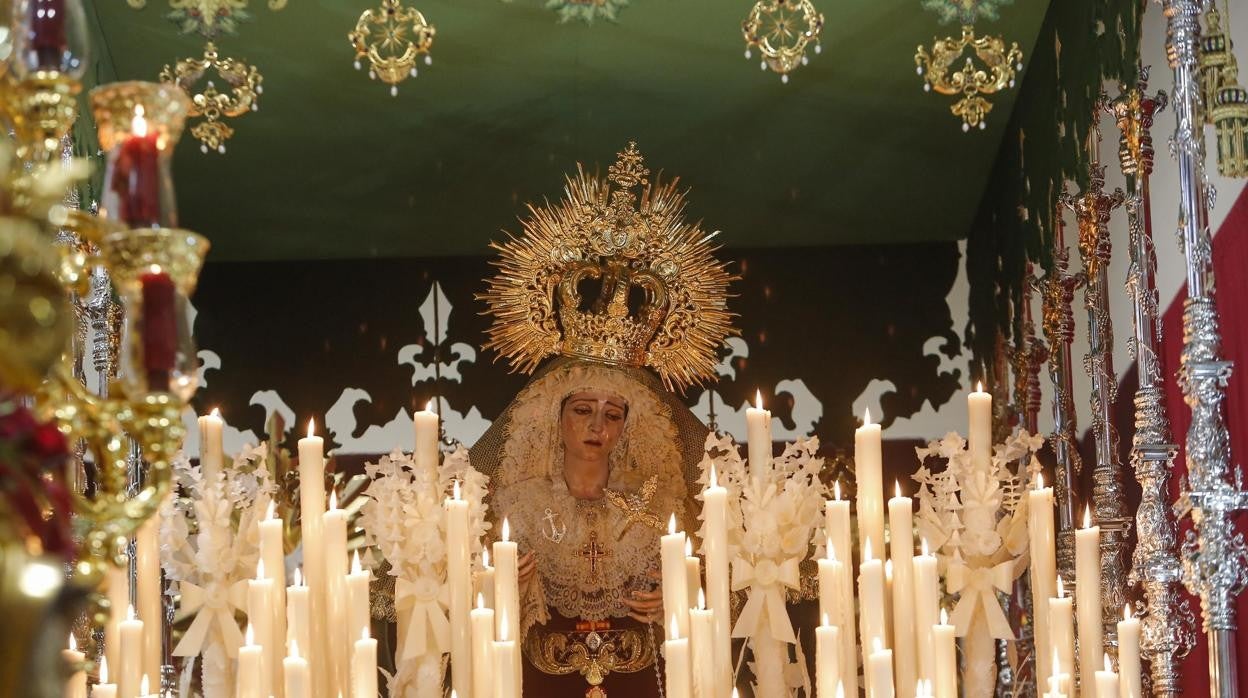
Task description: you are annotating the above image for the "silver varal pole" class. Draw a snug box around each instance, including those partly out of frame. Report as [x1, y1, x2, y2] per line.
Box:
[1163, 2, 1248, 698]
[1110, 69, 1196, 698]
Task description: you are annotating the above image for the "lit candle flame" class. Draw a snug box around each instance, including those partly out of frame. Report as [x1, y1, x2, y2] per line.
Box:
[266, 500, 276, 521]
[685, 537, 693, 557]
[825, 537, 835, 562]
[835, 683, 845, 698]
[668, 513, 677, 536]
[476, 592, 485, 610]
[1037, 472, 1045, 490]
[362, 627, 371, 641]
[307, 418, 316, 438]
[1083, 506, 1092, 529]
[482, 548, 491, 568]
[329, 489, 338, 510]
[245, 623, 255, 646]
[427, 399, 434, 413]
[127, 604, 136, 621]
[351, 550, 362, 575]
[1056, 576, 1065, 598]
[863, 407, 873, 426]
[1052, 648, 1061, 674]
[140, 675, 150, 696]
[1123, 604, 1132, 622]
[669, 614, 679, 641]
[1103, 653, 1112, 672]
[502, 517, 510, 543]
[863, 538, 873, 562]
[99, 656, 109, 683]
[921, 537, 929, 556]
[976, 380, 983, 392]
[210, 406, 220, 418]
[940, 607, 948, 625]
[131, 105, 148, 138]
[290, 638, 301, 660]
[498, 610, 508, 642]
[733, 689, 740, 698]
[834, 480, 841, 500]
[821, 612, 830, 627]
[452, 479, 461, 501]
[68, 633, 76, 651]
[895, 480, 902, 499]
[709, 464, 719, 489]
[755, 389, 763, 410]
[873, 637, 883, 652]
[257, 558, 265, 580]
[697, 588, 706, 610]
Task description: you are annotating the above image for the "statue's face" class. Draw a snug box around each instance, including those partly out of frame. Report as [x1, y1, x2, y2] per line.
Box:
[560, 391, 628, 464]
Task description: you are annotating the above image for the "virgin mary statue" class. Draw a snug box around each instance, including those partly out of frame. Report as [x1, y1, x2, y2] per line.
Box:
[469, 142, 736, 697]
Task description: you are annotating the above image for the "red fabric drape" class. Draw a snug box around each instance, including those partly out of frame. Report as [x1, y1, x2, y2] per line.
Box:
[1160, 184, 1248, 697]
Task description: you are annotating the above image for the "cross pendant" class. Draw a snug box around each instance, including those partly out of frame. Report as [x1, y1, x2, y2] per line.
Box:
[576, 530, 612, 575]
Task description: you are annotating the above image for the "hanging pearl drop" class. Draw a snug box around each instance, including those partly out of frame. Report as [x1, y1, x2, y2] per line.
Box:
[410, 67, 418, 77]
[814, 43, 821, 54]
[745, 49, 752, 59]
[801, 55, 808, 66]
[425, 55, 433, 65]
[962, 122, 970, 133]
[218, 144, 226, 154]
[781, 74, 789, 84]
[354, 60, 362, 70]
[391, 85, 399, 96]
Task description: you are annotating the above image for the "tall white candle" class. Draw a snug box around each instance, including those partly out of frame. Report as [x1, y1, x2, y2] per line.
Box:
[825, 483, 857, 698]
[118, 605, 143, 698]
[816, 617, 840, 698]
[259, 501, 288, 698]
[662, 514, 691, 639]
[92, 657, 117, 698]
[238, 624, 265, 698]
[1094, 654, 1118, 698]
[447, 480, 471, 698]
[1029, 475, 1057, 684]
[869, 640, 896, 698]
[479, 548, 496, 610]
[888, 483, 917, 698]
[1076, 508, 1102, 698]
[103, 562, 129, 680]
[1049, 577, 1075, 692]
[859, 540, 887, 698]
[414, 400, 440, 471]
[967, 383, 992, 472]
[198, 407, 225, 481]
[702, 465, 732, 698]
[352, 629, 378, 698]
[1117, 606, 1142, 698]
[689, 590, 716, 698]
[64, 634, 86, 698]
[817, 551, 842, 633]
[933, 610, 957, 698]
[746, 390, 773, 473]
[913, 540, 940, 690]
[347, 551, 371, 654]
[297, 420, 329, 692]
[684, 537, 701, 610]
[134, 508, 162, 688]
[855, 409, 886, 575]
[287, 568, 310, 660]
[324, 490, 350, 698]
[665, 616, 692, 698]
[494, 518, 521, 693]
[284, 640, 311, 698]
[493, 609, 519, 698]
[247, 561, 275, 698]
[471, 594, 495, 698]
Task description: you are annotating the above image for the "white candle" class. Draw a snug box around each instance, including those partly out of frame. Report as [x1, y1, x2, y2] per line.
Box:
[247, 561, 274, 698]
[684, 537, 701, 611]
[1050, 577, 1076, 688]
[817, 552, 843, 634]
[888, 483, 917, 698]
[324, 490, 350, 698]
[471, 594, 496, 698]
[493, 518, 521, 691]
[816, 617, 840, 698]
[352, 629, 378, 698]
[689, 590, 716, 698]
[702, 466, 732, 698]
[1094, 654, 1118, 698]
[967, 383, 992, 472]
[825, 482, 852, 567]
[855, 409, 886, 575]
[136, 675, 153, 698]
[414, 400, 440, 471]
[859, 540, 887, 661]
[259, 501, 288, 698]
[665, 616, 692, 698]
[447, 479, 471, 698]
[92, 657, 117, 698]
[746, 390, 773, 473]
[297, 420, 328, 692]
[825, 484, 858, 698]
[1076, 508, 1102, 698]
[1029, 475, 1057, 684]
[287, 568, 310, 660]
[913, 540, 940, 689]
[933, 610, 957, 698]
[198, 407, 225, 481]
[64, 634, 86, 698]
[479, 548, 496, 610]
[238, 624, 264, 698]
[283, 639, 311, 698]
[493, 609, 519, 698]
[347, 551, 371, 651]
[1117, 606, 1142, 698]
[103, 562, 129, 680]
[869, 640, 896, 698]
[134, 509, 162, 690]
[662, 514, 691, 639]
[118, 605, 143, 698]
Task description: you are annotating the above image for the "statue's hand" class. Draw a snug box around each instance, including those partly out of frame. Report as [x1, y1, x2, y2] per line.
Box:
[624, 569, 663, 625]
[518, 551, 537, 586]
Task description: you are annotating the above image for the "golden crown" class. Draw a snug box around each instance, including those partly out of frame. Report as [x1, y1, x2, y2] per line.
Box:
[479, 142, 737, 391]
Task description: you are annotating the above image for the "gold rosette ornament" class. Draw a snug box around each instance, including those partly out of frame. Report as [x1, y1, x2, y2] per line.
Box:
[479, 141, 736, 392]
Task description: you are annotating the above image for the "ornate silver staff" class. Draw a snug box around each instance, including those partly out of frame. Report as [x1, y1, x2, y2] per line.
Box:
[1062, 124, 1131, 656]
[1110, 69, 1196, 698]
[1035, 204, 1084, 584]
[1163, 2, 1248, 697]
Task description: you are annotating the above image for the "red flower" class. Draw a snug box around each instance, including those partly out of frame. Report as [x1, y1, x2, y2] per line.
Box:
[28, 423, 66, 459]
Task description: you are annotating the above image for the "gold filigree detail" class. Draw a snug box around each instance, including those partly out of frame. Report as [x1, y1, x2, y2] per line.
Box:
[159, 42, 262, 155]
[479, 142, 737, 392]
[915, 25, 1023, 131]
[741, 0, 824, 83]
[524, 627, 656, 685]
[348, 0, 435, 97]
[604, 474, 663, 538]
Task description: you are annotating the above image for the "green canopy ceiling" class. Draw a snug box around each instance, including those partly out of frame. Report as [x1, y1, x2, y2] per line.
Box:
[86, 0, 1051, 261]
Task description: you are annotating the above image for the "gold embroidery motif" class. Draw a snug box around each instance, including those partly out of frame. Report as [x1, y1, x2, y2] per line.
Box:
[604, 474, 664, 538]
[524, 626, 657, 686]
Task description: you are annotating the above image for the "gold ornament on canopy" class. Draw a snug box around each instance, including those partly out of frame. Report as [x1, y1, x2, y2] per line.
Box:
[1199, 1, 1248, 177]
[125, 0, 288, 38]
[914, 25, 1023, 132]
[159, 42, 263, 155]
[741, 0, 824, 84]
[349, 0, 436, 97]
[478, 141, 737, 392]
